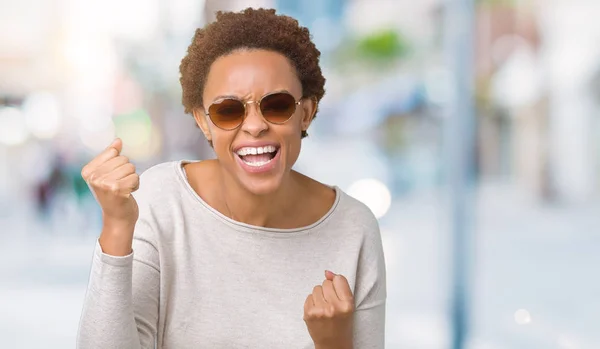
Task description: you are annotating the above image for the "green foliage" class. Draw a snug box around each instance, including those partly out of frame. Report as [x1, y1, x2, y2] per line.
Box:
[355, 29, 409, 61]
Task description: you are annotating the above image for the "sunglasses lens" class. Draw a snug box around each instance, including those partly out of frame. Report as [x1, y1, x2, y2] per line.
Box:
[208, 99, 245, 129]
[260, 93, 297, 124]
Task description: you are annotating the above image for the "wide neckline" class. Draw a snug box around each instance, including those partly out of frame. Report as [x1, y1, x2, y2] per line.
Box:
[173, 160, 342, 236]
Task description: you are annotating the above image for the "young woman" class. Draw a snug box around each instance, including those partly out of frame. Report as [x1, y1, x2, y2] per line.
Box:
[77, 8, 386, 349]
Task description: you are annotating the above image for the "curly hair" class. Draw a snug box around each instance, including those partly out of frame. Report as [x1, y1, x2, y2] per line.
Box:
[179, 7, 326, 138]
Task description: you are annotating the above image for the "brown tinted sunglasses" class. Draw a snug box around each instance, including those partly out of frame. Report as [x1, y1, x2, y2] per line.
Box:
[204, 92, 302, 130]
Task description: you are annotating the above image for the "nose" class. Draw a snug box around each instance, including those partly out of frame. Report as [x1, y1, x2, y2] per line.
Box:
[240, 102, 268, 137]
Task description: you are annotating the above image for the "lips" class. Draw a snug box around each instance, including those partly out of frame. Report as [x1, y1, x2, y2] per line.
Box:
[234, 146, 281, 174]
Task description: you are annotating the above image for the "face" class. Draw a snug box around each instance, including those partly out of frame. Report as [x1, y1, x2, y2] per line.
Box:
[193, 49, 317, 195]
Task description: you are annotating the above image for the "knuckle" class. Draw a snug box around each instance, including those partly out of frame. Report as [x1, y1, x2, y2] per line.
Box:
[311, 308, 325, 318]
[324, 305, 336, 317]
[339, 301, 354, 314]
[96, 177, 108, 189]
[126, 162, 136, 173]
[108, 182, 120, 194]
[88, 172, 99, 184]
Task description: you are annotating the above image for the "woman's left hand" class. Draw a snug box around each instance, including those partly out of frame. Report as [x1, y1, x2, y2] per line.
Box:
[303, 270, 354, 349]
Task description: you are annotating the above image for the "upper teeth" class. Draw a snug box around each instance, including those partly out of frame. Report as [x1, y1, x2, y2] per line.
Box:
[236, 145, 277, 156]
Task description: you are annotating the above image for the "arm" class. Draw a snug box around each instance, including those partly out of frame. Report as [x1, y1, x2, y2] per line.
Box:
[352, 220, 387, 349]
[304, 214, 387, 349]
[76, 216, 160, 348]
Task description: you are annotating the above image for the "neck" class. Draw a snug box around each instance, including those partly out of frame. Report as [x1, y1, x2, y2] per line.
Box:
[219, 169, 300, 228]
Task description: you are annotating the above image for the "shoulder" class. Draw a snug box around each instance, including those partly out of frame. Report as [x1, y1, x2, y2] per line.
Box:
[335, 188, 380, 233]
[322, 187, 382, 248]
[139, 161, 180, 184]
[133, 160, 185, 203]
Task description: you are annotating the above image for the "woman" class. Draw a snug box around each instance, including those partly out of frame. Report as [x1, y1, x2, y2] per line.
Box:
[77, 8, 386, 349]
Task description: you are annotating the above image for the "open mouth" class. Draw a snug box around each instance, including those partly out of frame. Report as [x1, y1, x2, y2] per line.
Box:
[235, 145, 280, 167]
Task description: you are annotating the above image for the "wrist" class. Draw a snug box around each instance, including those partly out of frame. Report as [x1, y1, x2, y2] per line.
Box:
[102, 213, 136, 231]
[99, 219, 135, 257]
[314, 340, 353, 349]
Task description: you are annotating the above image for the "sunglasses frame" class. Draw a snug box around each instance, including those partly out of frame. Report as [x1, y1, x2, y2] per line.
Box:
[204, 91, 302, 130]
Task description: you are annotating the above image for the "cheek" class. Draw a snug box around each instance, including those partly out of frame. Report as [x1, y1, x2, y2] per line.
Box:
[210, 129, 235, 156]
[280, 125, 303, 162]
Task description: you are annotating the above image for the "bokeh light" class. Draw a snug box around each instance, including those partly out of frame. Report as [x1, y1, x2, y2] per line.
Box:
[0, 107, 29, 146]
[79, 119, 116, 153]
[514, 309, 532, 325]
[114, 109, 159, 160]
[22, 92, 62, 139]
[347, 178, 392, 219]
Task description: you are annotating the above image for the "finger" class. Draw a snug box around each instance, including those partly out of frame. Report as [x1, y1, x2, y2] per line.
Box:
[93, 156, 130, 178]
[104, 138, 122, 155]
[104, 162, 136, 181]
[119, 173, 140, 194]
[303, 294, 313, 313]
[322, 279, 338, 303]
[101, 173, 139, 198]
[332, 274, 354, 302]
[325, 269, 336, 281]
[312, 285, 327, 307]
[82, 139, 122, 177]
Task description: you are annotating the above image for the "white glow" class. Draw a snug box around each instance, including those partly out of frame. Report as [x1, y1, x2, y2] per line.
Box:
[79, 110, 114, 133]
[557, 334, 580, 349]
[79, 121, 116, 153]
[22, 92, 62, 139]
[63, 34, 116, 82]
[104, 0, 160, 41]
[491, 44, 542, 108]
[0, 107, 29, 146]
[514, 309, 532, 325]
[347, 178, 392, 219]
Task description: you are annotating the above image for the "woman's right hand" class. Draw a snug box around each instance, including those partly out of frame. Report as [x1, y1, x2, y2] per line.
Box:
[81, 138, 140, 256]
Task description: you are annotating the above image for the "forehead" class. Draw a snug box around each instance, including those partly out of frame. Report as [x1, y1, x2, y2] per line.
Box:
[203, 49, 302, 101]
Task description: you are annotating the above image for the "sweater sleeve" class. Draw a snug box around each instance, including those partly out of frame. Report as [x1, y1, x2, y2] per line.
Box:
[77, 213, 160, 348]
[352, 213, 387, 349]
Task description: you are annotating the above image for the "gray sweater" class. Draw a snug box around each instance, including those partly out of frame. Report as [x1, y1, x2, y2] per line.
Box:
[77, 161, 386, 348]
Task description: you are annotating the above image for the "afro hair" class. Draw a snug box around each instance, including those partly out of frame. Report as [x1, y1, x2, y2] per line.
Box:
[179, 7, 326, 138]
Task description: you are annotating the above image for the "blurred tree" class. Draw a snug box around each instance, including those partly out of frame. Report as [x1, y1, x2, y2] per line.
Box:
[355, 29, 408, 61]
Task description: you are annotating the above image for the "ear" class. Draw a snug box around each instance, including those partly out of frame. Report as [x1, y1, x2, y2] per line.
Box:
[193, 108, 212, 142]
[300, 97, 318, 132]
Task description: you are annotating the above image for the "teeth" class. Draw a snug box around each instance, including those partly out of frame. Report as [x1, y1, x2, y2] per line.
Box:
[242, 159, 271, 167]
[235, 145, 277, 156]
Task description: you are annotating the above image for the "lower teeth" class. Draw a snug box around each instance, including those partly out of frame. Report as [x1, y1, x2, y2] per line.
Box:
[242, 158, 272, 167]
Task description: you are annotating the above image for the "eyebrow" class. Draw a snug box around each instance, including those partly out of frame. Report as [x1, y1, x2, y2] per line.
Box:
[210, 89, 293, 103]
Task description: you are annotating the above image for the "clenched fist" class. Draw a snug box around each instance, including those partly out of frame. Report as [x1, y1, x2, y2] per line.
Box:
[304, 270, 355, 349]
[81, 138, 140, 256]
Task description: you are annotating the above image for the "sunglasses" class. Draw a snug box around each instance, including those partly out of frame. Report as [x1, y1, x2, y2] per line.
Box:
[204, 92, 302, 130]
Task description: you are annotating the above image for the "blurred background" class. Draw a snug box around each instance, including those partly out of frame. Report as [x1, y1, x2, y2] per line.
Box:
[1, 0, 599, 348]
